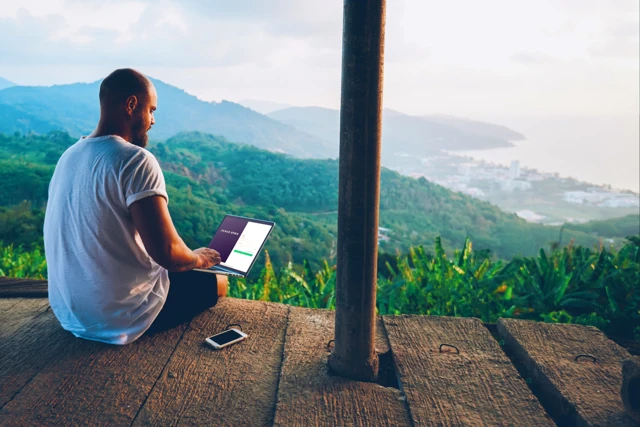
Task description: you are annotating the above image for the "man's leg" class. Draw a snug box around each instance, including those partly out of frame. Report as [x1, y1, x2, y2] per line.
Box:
[148, 270, 228, 333]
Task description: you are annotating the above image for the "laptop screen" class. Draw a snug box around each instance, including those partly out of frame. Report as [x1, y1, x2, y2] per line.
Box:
[207, 215, 274, 273]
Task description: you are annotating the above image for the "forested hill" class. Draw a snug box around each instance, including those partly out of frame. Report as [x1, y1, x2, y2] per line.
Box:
[565, 214, 640, 239]
[152, 132, 617, 257]
[0, 77, 528, 163]
[0, 131, 627, 273]
[0, 79, 331, 158]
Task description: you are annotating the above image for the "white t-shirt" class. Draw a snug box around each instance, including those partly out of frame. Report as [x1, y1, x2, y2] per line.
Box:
[44, 135, 170, 345]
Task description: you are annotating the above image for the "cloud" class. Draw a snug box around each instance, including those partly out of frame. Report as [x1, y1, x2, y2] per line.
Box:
[0, 0, 637, 117]
[510, 52, 559, 65]
[588, 20, 639, 58]
[0, 0, 430, 70]
[0, 5, 289, 68]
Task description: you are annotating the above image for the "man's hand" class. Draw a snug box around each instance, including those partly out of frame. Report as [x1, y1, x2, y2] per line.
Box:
[193, 248, 221, 269]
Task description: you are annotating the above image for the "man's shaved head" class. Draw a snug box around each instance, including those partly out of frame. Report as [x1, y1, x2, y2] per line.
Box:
[99, 68, 151, 107]
[97, 68, 157, 148]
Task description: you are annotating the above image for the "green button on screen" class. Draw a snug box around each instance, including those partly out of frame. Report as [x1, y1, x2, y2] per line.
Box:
[233, 250, 253, 256]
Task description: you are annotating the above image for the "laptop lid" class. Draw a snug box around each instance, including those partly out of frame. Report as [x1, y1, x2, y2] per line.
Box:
[207, 215, 275, 276]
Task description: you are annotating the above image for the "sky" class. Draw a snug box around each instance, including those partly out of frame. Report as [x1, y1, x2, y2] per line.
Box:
[0, 0, 638, 118]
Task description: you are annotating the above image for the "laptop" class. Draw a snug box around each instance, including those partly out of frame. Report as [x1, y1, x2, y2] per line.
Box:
[194, 215, 275, 277]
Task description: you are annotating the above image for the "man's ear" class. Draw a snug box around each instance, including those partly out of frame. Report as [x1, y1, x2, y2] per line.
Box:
[125, 95, 138, 116]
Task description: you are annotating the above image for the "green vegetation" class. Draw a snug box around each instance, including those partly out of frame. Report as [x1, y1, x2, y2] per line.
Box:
[0, 131, 633, 275]
[0, 244, 47, 279]
[565, 214, 640, 238]
[4, 236, 638, 339]
[152, 132, 618, 260]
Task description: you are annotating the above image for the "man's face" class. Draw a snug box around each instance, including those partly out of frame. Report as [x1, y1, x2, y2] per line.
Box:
[130, 84, 157, 148]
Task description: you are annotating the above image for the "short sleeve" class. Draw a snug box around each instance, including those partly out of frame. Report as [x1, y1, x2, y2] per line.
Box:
[121, 150, 169, 207]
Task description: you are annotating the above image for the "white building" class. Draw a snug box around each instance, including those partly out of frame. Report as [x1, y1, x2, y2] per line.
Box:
[509, 160, 521, 179]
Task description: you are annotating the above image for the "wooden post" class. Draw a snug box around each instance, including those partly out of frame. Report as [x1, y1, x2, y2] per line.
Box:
[328, 0, 386, 382]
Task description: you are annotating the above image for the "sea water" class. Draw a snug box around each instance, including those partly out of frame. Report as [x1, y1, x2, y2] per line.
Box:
[454, 115, 640, 193]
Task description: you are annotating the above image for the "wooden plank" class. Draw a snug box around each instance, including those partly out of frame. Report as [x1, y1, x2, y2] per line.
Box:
[273, 307, 411, 427]
[498, 318, 636, 427]
[375, 316, 391, 354]
[0, 310, 78, 409]
[0, 297, 22, 313]
[0, 277, 48, 297]
[0, 298, 50, 340]
[132, 298, 289, 427]
[0, 313, 188, 425]
[384, 315, 553, 427]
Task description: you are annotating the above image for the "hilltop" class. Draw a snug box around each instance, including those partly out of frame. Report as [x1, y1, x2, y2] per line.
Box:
[0, 77, 527, 162]
[0, 79, 331, 158]
[268, 107, 523, 162]
[0, 77, 15, 91]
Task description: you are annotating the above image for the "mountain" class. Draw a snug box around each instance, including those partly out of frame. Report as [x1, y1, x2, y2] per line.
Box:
[424, 114, 526, 142]
[0, 131, 623, 275]
[269, 106, 338, 146]
[238, 99, 293, 115]
[268, 107, 522, 163]
[150, 132, 615, 259]
[0, 77, 15, 91]
[0, 79, 332, 158]
[565, 214, 640, 238]
[0, 76, 525, 162]
[0, 104, 61, 134]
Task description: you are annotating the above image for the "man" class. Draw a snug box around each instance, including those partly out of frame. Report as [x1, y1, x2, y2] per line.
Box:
[44, 68, 227, 345]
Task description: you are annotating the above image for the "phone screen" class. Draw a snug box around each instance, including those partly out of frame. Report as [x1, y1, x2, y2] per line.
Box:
[209, 329, 243, 345]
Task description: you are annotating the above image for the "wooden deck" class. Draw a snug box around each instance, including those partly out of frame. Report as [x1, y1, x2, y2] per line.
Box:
[0, 292, 637, 426]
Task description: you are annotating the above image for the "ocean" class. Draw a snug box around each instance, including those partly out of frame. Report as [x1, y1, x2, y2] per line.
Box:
[454, 115, 640, 193]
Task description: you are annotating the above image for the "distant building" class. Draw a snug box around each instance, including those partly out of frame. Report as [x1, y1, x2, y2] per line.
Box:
[509, 160, 521, 179]
[500, 180, 532, 192]
[563, 190, 640, 207]
[378, 227, 392, 243]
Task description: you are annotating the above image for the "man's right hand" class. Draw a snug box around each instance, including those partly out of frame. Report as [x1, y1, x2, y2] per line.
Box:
[193, 248, 221, 269]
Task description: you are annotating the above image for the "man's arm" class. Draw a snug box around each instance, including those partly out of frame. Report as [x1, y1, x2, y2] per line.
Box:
[129, 195, 220, 272]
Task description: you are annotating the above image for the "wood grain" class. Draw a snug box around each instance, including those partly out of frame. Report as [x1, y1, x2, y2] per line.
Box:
[273, 306, 411, 427]
[498, 318, 636, 427]
[0, 313, 187, 426]
[132, 298, 289, 427]
[0, 298, 49, 340]
[384, 315, 553, 427]
[0, 309, 78, 410]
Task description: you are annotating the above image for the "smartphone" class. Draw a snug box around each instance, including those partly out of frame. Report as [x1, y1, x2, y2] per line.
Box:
[205, 328, 248, 349]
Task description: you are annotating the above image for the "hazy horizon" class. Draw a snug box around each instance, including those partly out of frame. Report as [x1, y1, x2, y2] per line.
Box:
[0, 0, 638, 118]
[0, 0, 637, 192]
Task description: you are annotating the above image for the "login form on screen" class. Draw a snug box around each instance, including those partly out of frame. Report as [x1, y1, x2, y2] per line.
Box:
[208, 216, 273, 273]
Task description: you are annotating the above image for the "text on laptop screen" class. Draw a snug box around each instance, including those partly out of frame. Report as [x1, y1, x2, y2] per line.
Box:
[207, 216, 272, 273]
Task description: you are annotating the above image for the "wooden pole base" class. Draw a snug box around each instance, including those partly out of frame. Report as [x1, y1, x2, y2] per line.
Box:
[328, 350, 379, 383]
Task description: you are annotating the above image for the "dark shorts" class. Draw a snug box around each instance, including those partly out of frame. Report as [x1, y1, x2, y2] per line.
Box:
[147, 270, 219, 334]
